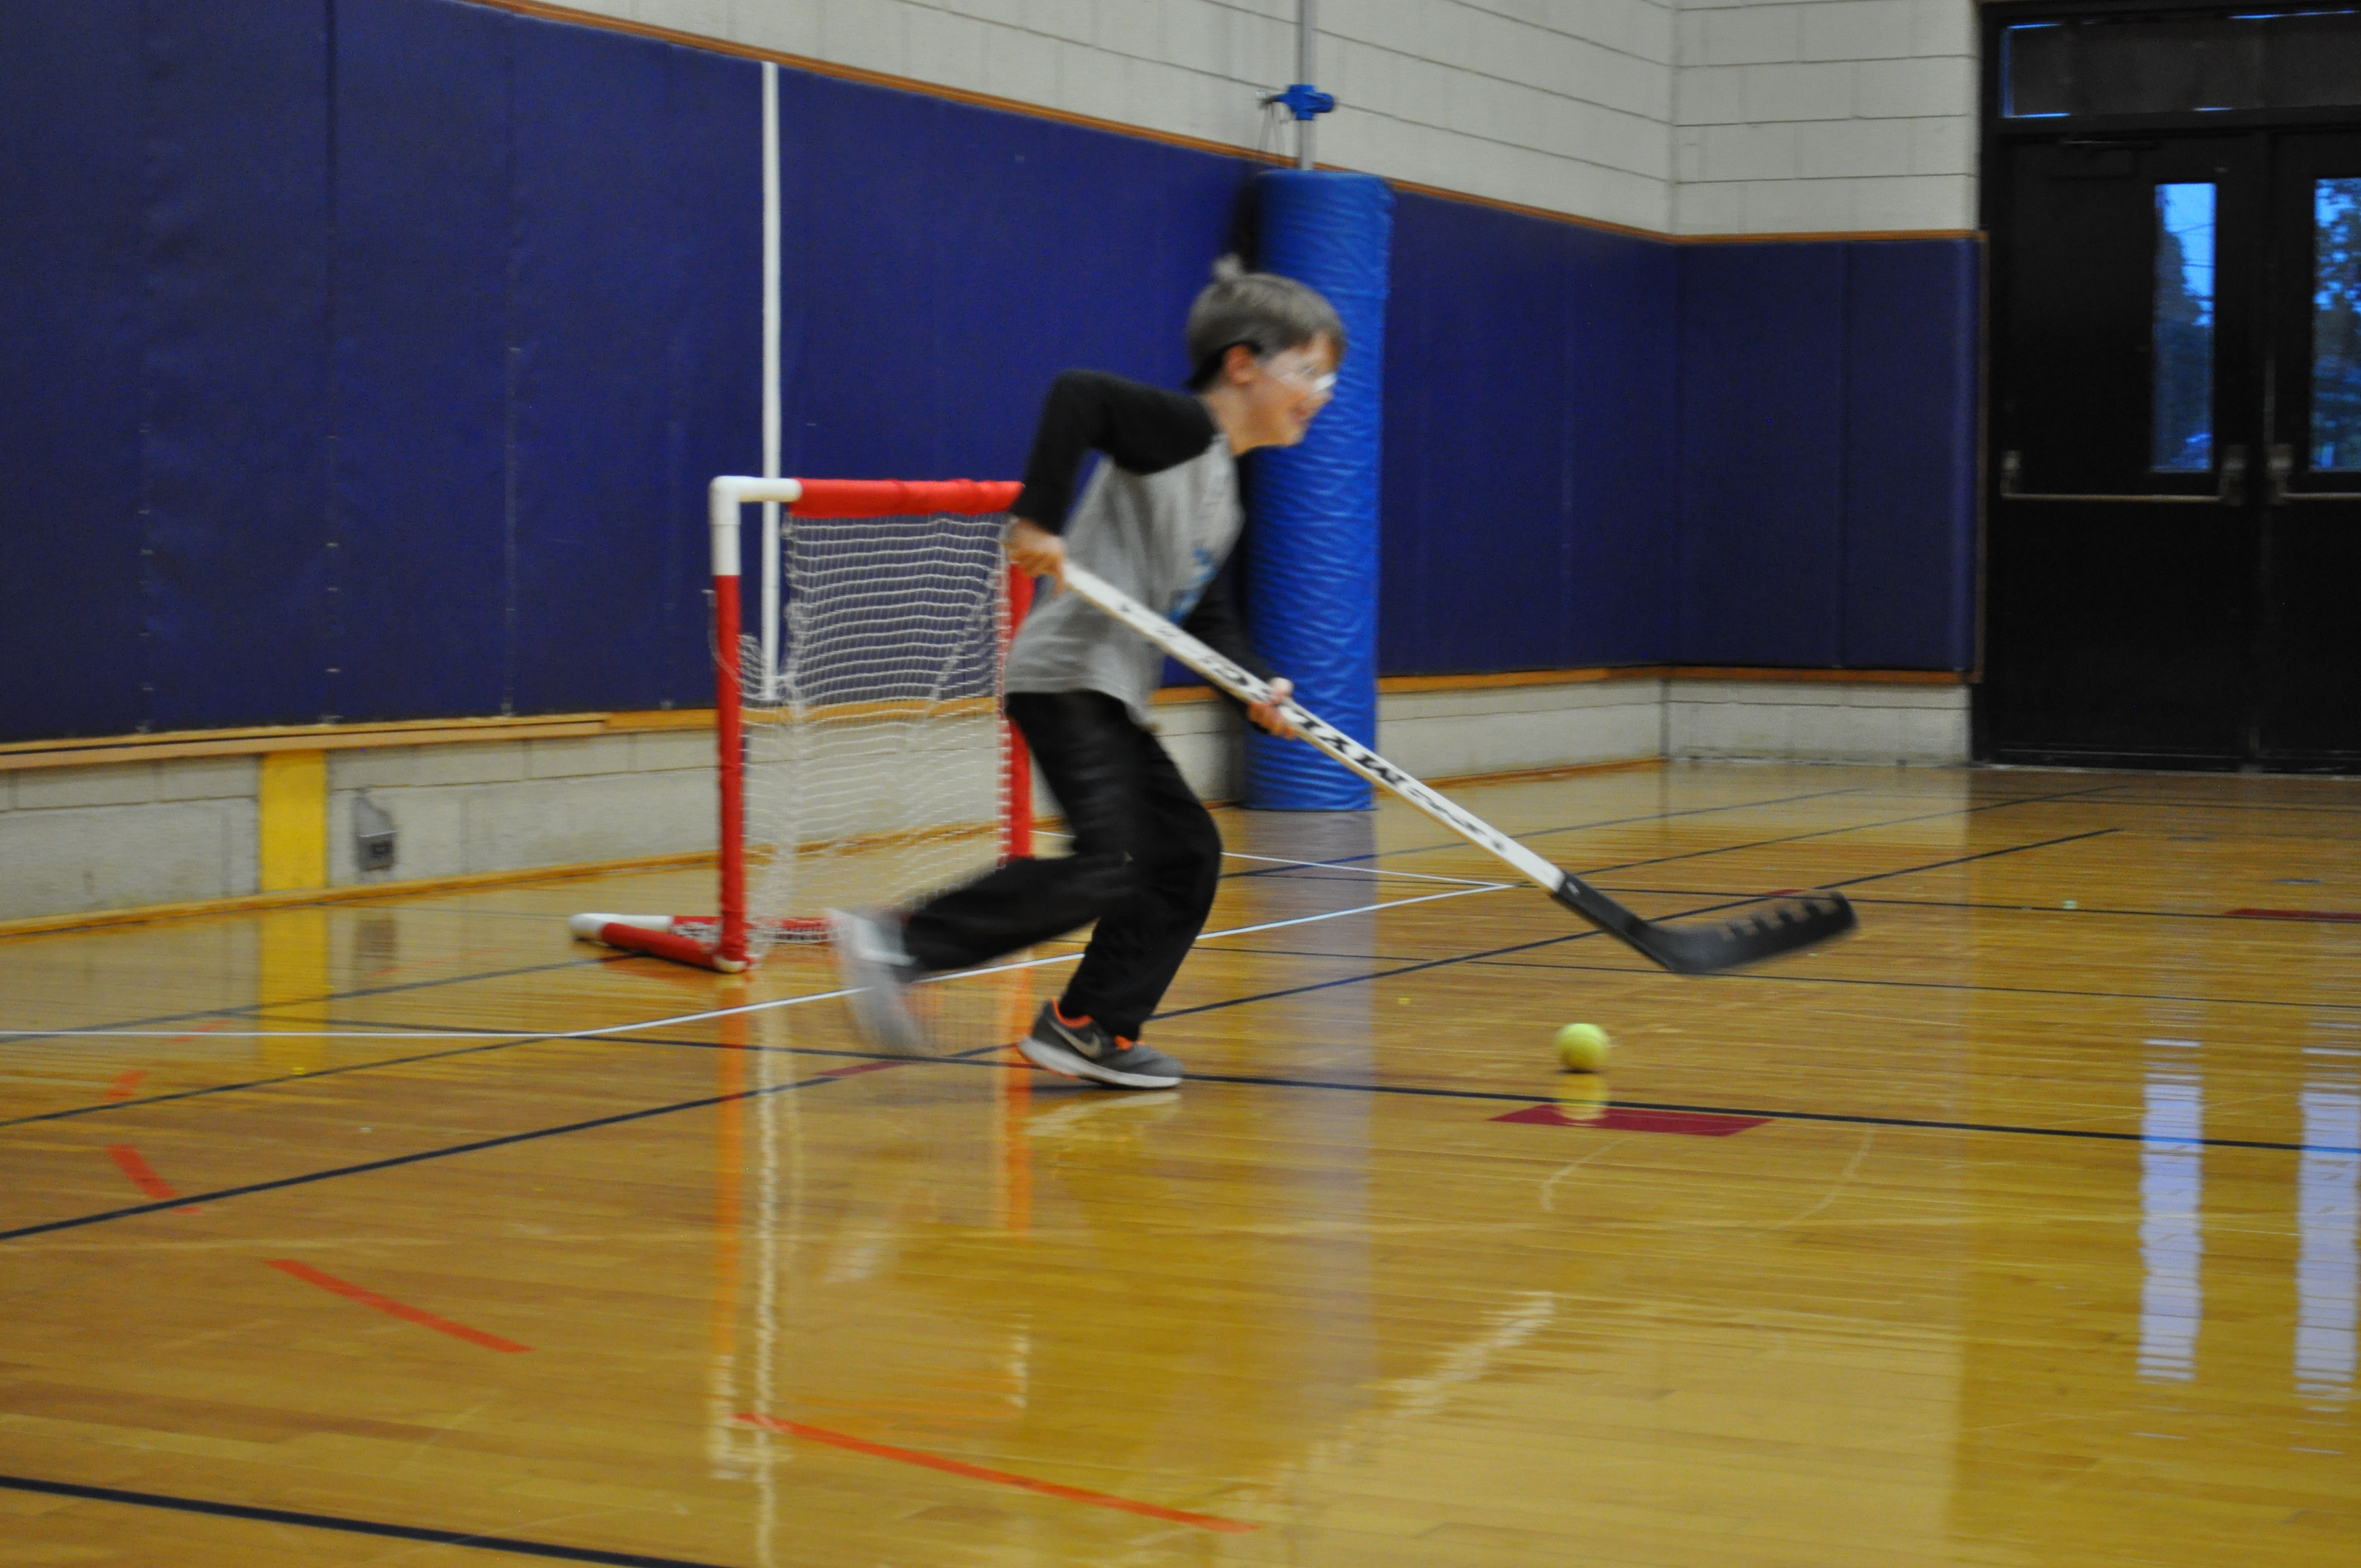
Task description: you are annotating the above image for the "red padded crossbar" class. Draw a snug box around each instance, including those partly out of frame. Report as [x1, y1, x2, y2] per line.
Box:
[791, 480, 1021, 518]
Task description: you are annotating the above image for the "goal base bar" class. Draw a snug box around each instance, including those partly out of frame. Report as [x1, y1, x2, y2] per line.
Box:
[569, 912, 833, 972]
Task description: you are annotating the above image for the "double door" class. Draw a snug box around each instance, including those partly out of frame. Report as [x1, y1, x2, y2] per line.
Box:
[1984, 129, 2361, 769]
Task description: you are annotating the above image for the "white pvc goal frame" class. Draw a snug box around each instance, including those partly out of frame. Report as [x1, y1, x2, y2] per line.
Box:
[572, 476, 1033, 972]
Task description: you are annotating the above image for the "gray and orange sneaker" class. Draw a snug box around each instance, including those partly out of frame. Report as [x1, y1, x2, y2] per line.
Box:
[1018, 1001, 1183, 1090]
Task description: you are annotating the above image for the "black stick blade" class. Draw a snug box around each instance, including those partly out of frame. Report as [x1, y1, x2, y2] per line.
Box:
[1551, 878, 1858, 975]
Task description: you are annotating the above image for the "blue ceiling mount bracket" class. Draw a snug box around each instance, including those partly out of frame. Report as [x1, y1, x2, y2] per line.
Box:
[1266, 83, 1336, 122]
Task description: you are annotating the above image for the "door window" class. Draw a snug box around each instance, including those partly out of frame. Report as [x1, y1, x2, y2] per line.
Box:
[2005, 11, 2361, 118]
[2313, 176, 2361, 469]
[2156, 183, 2218, 471]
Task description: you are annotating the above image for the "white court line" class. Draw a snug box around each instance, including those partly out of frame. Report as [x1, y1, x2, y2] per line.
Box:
[0, 884, 1506, 1042]
[1036, 828, 1507, 889]
[1217, 848, 1512, 888]
[0, 1030, 538, 1041]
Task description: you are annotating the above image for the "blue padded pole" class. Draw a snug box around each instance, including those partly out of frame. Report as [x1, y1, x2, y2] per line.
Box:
[1244, 168, 1392, 810]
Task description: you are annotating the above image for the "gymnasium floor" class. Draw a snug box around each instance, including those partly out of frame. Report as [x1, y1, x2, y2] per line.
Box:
[2, 761, 2356, 1567]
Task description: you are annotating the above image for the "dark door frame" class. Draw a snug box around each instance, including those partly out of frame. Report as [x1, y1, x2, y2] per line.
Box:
[1977, 0, 2361, 770]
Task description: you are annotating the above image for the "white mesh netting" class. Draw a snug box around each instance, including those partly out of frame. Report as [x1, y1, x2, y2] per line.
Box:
[741, 508, 1013, 955]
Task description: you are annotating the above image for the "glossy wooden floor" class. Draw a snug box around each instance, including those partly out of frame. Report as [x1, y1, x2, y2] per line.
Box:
[3, 763, 2358, 1566]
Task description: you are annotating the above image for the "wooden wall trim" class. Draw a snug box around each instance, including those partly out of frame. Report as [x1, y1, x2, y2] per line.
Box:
[3, 668, 1971, 772]
[0, 710, 710, 773]
[1378, 668, 1660, 693]
[1665, 666, 1969, 684]
[1680, 228, 1983, 244]
[463, 0, 1290, 171]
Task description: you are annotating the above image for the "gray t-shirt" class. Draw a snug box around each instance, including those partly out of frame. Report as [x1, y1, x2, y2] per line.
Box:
[1000, 371, 1269, 724]
[1004, 443, 1241, 722]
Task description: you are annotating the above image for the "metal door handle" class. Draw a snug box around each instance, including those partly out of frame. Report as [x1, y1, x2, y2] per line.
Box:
[2000, 447, 2245, 504]
[2267, 444, 2361, 503]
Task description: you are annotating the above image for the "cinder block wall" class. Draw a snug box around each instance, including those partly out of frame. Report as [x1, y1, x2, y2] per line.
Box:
[574, 0, 1980, 239]
[583, 0, 1681, 232]
[1667, 678, 1969, 761]
[0, 757, 259, 919]
[325, 730, 720, 887]
[1674, 0, 1977, 233]
[0, 675, 1969, 927]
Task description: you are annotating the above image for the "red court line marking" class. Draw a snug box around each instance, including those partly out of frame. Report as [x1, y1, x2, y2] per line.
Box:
[104, 1070, 146, 1102]
[264, 1260, 532, 1353]
[1494, 1103, 1770, 1137]
[2227, 907, 2361, 923]
[164, 1019, 233, 1047]
[733, 1415, 1256, 1533]
[106, 1146, 202, 1212]
[814, 1061, 904, 1079]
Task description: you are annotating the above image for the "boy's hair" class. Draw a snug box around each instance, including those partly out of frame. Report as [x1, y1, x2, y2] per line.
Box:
[1184, 256, 1345, 389]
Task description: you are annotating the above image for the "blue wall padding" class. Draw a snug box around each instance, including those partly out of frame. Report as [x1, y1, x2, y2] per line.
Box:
[1676, 239, 1980, 671]
[334, 0, 514, 722]
[1381, 192, 1678, 674]
[1677, 243, 1849, 667]
[0, 0, 1255, 744]
[771, 71, 1248, 483]
[145, 0, 339, 731]
[0, 0, 149, 741]
[0, 0, 1983, 748]
[507, 15, 761, 716]
[1841, 241, 1980, 669]
[1244, 170, 1394, 810]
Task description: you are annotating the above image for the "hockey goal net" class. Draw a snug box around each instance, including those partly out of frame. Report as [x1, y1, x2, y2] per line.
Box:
[572, 477, 1031, 971]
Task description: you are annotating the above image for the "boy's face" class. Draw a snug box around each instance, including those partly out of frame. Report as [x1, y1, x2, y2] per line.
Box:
[1232, 335, 1339, 449]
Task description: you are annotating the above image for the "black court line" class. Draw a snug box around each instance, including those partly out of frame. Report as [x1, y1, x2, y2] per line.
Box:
[1170, 1071, 2361, 1156]
[1223, 781, 2128, 900]
[28, 1010, 2356, 1239]
[0, 952, 630, 1052]
[2063, 789, 2361, 815]
[1123, 939, 2361, 1016]
[0, 786, 1859, 1051]
[1243, 780, 2106, 879]
[12, 855, 2353, 1244]
[1563, 885, 2361, 928]
[1150, 828, 2125, 1029]
[0, 872, 2023, 1239]
[0, 780, 2104, 1066]
[473, 1038, 2361, 1158]
[1821, 826, 2120, 886]
[1463, 954, 2361, 1013]
[0, 1474, 730, 1567]
[0, 1026, 629, 1133]
[1558, 788, 2125, 882]
[1219, 782, 1882, 876]
[0, 1055, 863, 1244]
[0, 827, 2119, 1135]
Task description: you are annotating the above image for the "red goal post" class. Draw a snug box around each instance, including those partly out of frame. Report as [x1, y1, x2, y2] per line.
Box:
[571, 476, 1032, 972]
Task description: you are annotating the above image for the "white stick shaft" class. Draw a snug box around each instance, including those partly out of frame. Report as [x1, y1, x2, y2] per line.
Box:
[1057, 564, 1565, 894]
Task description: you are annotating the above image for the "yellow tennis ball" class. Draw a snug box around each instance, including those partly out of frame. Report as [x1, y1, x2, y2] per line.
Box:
[1554, 1022, 1612, 1072]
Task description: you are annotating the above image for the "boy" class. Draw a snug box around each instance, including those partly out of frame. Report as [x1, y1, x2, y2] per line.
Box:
[829, 259, 1345, 1089]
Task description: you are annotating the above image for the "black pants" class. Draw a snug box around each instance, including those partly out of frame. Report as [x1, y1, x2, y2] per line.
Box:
[900, 690, 1223, 1041]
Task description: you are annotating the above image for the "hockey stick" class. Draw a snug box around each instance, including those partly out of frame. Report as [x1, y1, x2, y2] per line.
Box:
[1057, 564, 1857, 974]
